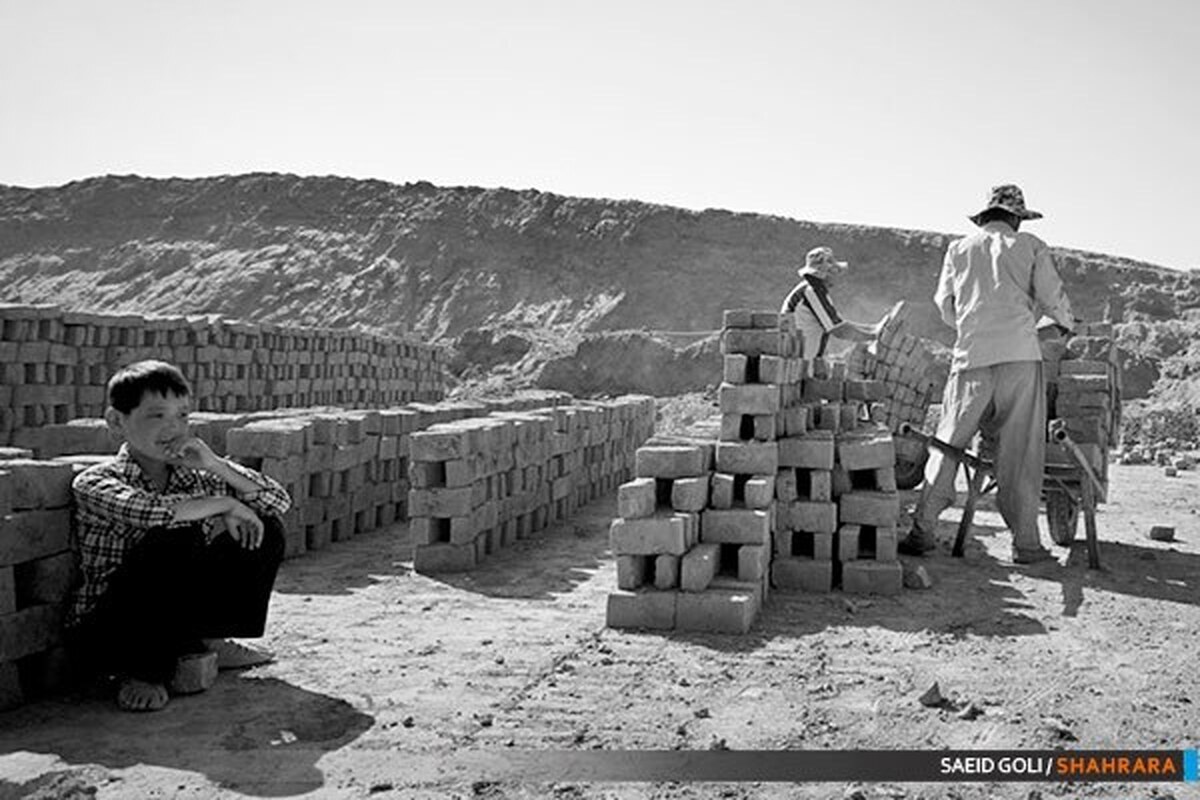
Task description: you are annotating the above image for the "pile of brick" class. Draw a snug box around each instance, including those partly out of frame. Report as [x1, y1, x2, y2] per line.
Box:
[410, 397, 656, 573]
[1, 459, 78, 708]
[606, 309, 910, 634]
[844, 302, 947, 432]
[1039, 320, 1123, 488]
[0, 303, 445, 446]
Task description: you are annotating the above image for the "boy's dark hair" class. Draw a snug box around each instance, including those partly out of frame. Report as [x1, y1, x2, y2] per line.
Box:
[107, 360, 191, 414]
[975, 208, 1022, 228]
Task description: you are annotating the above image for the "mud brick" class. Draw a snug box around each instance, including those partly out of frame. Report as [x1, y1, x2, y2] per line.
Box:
[743, 475, 775, 509]
[723, 309, 756, 329]
[789, 501, 838, 533]
[836, 524, 861, 562]
[842, 560, 903, 595]
[802, 378, 844, 403]
[757, 355, 785, 385]
[772, 557, 833, 592]
[1066, 336, 1114, 360]
[776, 529, 834, 560]
[811, 402, 840, 433]
[715, 442, 777, 474]
[413, 542, 476, 573]
[0, 510, 71, 566]
[719, 383, 781, 415]
[409, 427, 473, 462]
[0, 603, 64, 662]
[17, 551, 77, 605]
[610, 515, 691, 555]
[0, 462, 67, 511]
[225, 421, 308, 458]
[839, 491, 899, 527]
[636, 445, 707, 478]
[700, 509, 770, 545]
[616, 555, 650, 590]
[407, 487, 473, 517]
[723, 354, 749, 384]
[738, 544, 770, 582]
[722, 329, 784, 357]
[795, 468, 832, 502]
[838, 402, 862, 431]
[710, 473, 735, 509]
[719, 413, 746, 442]
[752, 415, 777, 441]
[779, 433, 835, 469]
[671, 476, 709, 512]
[775, 469, 797, 503]
[874, 466, 897, 493]
[872, 527, 899, 562]
[0, 566, 13, 615]
[675, 584, 757, 634]
[1059, 360, 1108, 375]
[606, 589, 677, 630]
[1058, 374, 1111, 394]
[680, 543, 719, 592]
[618, 477, 657, 518]
[845, 379, 887, 402]
[782, 405, 808, 437]
[654, 554, 681, 590]
[751, 311, 779, 329]
[837, 431, 896, 471]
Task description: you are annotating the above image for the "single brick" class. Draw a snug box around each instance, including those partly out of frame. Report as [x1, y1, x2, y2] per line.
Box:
[758, 355, 787, 385]
[752, 415, 777, 441]
[776, 529, 834, 560]
[3, 461, 76, 511]
[798, 469, 832, 502]
[772, 558, 834, 592]
[837, 524, 861, 562]
[414, 542, 477, 573]
[636, 445, 707, 478]
[719, 383, 781, 415]
[680, 543, 720, 592]
[0, 566, 14, 615]
[802, 378, 844, 403]
[710, 473, 735, 509]
[723, 329, 784, 357]
[0, 603, 64, 662]
[751, 311, 780, 329]
[0, 510, 72, 567]
[675, 585, 758, 634]
[778, 434, 835, 470]
[606, 589, 677, 630]
[654, 554, 681, 590]
[700, 509, 771, 545]
[723, 309, 755, 329]
[715, 442, 778, 475]
[407, 487, 474, 517]
[872, 527, 899, 562]
[842, 560, 904, 595]
[616, 555, 650, 589]
[667, 476, 707, 512]
[18, 551, 78, 605]
[618, 477, 657, 518]
[610, 515, 691, 555]
[788, 501, 838, 534]
[738, 544, 770, 581]
[743, 475, 775, 509]
[774, 469, 797, 503]
[839, 491, 900, 527]
[723, 354, 749, 384]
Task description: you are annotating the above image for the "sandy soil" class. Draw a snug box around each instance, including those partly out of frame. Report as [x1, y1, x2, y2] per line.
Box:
[0, 463, 1197, 800]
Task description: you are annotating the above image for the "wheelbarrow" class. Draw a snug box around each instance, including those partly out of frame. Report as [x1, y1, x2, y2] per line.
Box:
[896, 420, 1103, 569]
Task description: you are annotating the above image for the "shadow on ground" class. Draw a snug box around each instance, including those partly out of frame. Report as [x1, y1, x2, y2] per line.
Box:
[0, 675, 373, 798]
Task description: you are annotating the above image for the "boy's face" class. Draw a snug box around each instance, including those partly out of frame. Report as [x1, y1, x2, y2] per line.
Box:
[107, 390, 191, 462]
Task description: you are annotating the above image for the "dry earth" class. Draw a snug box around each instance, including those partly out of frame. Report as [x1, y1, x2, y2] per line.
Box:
[0, 462, 1197, 800]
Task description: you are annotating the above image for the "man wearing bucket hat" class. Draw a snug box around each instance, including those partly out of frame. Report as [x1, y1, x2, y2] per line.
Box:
[781, 246, 885, 359]
[899, 184, 1076, 564]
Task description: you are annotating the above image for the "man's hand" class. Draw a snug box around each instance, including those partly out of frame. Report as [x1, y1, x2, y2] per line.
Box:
[223, 499, 265, 550]
[165, 436, 221, 472]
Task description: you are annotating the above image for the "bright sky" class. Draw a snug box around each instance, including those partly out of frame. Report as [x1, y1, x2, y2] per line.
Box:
[1, 1, 1197, 269]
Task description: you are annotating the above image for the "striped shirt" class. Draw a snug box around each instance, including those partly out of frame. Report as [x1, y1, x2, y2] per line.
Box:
[781, 271, 843, 358]
[69, 444, 291, 626]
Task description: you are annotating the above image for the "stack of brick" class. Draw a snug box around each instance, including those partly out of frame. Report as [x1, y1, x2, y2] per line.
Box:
[0, 303, 446, 446]
[0, 458, 78, 709]
[843, 302, 947, 432]
[1039, 321, 1121, 489]
[834, 426, 904, 595]
[607, 310, 800, 634]
[411, 396, 656, 574]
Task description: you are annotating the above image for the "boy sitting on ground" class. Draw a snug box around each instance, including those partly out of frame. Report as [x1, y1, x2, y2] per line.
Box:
[68, 360, 292, 711]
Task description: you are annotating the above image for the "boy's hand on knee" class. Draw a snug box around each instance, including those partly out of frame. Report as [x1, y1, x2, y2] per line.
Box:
[223, 500, 264, 549]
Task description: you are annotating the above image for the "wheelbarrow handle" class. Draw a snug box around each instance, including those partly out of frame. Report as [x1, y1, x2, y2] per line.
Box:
[897, 423, 989, 471]
[1047, 419, 1107, 503]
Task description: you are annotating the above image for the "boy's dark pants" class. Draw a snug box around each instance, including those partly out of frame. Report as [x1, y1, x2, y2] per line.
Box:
[74, 516, 286, 684]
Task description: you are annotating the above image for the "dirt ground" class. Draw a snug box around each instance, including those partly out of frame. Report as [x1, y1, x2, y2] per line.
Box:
[0, 463, 1197, 800]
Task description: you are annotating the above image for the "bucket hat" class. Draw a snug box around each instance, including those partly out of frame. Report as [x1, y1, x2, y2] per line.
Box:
[969, 184, 1043, 226]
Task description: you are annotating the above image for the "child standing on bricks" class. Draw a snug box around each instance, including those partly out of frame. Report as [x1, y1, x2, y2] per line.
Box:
[68, 360, 291, 711]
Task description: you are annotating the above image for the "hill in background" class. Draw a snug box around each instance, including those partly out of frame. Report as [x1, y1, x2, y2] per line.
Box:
[1, 173, 1197, 399]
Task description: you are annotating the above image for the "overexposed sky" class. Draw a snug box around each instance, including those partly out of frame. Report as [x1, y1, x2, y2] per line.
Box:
[1, 0, 1197, 268]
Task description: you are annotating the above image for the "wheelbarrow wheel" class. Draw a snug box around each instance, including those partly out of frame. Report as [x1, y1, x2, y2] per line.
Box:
[1046, 489, 1079, 545]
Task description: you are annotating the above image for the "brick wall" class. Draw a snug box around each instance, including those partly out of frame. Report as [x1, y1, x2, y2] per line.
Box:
[0, 303, 446, 446]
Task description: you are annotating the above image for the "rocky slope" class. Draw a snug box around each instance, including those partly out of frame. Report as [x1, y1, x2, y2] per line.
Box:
[1, 173, 1197, 397]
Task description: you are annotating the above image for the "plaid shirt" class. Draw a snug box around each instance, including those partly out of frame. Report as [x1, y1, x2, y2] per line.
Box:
[69, 444, 292, 626]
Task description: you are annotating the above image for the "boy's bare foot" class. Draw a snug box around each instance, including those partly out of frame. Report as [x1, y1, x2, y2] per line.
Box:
[117, 679, 169, 712]
[204, 639, 275, 670]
